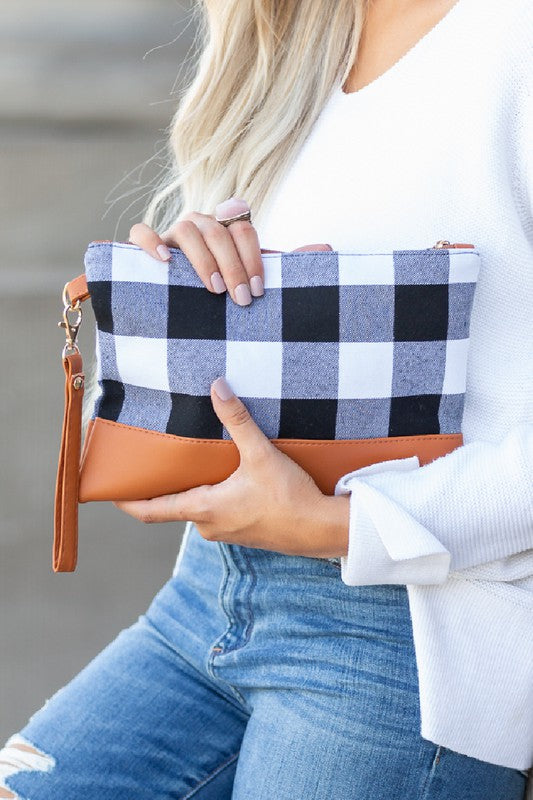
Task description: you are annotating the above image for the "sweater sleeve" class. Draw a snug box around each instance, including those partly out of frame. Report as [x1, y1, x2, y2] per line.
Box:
[335, 52, 533, 588]
[335, 423, 533, 586]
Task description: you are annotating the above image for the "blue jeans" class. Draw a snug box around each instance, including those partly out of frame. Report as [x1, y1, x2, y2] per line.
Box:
[2, 524, 527, 799]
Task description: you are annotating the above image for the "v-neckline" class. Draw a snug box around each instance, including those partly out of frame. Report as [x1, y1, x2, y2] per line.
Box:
[339, 0, 466, 101]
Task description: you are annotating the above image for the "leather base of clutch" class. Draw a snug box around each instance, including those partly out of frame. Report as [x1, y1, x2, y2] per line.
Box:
[79, 417, 463, 501]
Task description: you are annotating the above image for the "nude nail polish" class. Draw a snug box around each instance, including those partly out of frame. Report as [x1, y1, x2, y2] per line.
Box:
[157, 244, 171, 261]
[250, 275, 264, 297]
[212, 377, 234, 401]
[235, 283, 252, 306]
[210, 272, 227, 293]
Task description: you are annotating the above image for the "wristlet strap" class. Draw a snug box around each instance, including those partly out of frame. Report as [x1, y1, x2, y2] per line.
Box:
[53, 275, 88, 572]
[54, 353, 85, 571]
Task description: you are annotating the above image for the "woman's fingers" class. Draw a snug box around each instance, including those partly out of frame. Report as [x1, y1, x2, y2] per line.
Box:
[129, 222, 171, 262]
[130, 218, 227, 295]
[161, 219, 226, 294]
[178, 211, 253, 306]
[215, 197, 264, 298]
[129, 197, 264, 306]
[225, 220, 264, 297]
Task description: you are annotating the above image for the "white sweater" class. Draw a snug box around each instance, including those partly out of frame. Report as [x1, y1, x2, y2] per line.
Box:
[255, 0, 533, 773]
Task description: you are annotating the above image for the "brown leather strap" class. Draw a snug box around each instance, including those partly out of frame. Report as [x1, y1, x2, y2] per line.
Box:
[67, 274, 90, 304]
[53, 353, 85, 572]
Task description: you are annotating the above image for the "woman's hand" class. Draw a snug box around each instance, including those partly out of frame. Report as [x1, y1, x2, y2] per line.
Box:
[125, 199, 348, 557]
[114, 378, 350, 560]
[129, 198, 264, 305]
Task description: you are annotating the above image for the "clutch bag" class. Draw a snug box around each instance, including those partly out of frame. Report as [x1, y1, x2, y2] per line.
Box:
[54, 239, 480, 571]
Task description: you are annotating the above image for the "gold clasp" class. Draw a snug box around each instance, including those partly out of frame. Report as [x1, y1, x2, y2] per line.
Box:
[58, 283, 83, 357]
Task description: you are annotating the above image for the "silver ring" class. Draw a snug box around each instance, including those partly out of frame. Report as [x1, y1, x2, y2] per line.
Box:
[215, 210, 252, 227]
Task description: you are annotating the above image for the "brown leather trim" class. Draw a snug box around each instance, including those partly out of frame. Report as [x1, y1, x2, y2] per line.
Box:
[67, 274, 90, 305]
[53, 353, 85, 572]
[79, 417, 463, 501]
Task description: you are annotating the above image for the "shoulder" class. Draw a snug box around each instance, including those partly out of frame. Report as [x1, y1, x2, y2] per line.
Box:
[499, 0, 532, 220]
[459, 0, 531, 104]
[495, 0, 531, 82]
[468, 0, 531, 74]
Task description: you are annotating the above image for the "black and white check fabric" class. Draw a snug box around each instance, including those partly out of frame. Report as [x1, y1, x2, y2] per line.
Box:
[85, 242, 480, 441]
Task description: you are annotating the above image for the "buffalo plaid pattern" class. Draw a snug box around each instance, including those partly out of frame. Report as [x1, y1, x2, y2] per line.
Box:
[85, 242, 480, 441]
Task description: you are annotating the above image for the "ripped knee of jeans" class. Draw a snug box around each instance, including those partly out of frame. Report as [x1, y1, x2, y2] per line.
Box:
[0, 735, 55, 799]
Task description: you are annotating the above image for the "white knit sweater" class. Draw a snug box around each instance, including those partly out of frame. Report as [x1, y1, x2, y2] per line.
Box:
[255, 0, 533, 773]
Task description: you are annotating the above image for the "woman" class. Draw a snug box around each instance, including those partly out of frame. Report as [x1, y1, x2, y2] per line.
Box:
[1, 0, 531, 797]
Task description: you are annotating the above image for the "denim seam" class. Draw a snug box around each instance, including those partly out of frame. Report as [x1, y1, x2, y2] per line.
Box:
[420, 745, 445, 799]
[141, 613, 248, 716]
[206, 648, 250, 711]
[205, 547, 257, 712]
[213, 545, 257, 657]
[205, 543, 252, 710]
[179, 750, 240, 800]
[229, 546, 257, 652]
[217, 542, 237, 629]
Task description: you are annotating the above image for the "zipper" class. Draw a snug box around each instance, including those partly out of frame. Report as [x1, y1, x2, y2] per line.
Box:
[432, 240, 474, 249]
[91, 239, 475, 249]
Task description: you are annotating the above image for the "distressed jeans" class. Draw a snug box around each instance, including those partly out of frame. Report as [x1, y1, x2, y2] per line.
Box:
[1, 523, 528, 799]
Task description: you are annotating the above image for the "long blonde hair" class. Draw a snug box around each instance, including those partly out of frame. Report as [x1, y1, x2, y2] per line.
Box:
[143, 0, 367, 231]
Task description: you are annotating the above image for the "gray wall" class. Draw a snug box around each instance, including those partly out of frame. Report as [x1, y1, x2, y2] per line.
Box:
[0, 1, 198, 741]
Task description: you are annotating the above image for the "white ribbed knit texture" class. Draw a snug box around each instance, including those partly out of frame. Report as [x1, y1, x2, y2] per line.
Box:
[255, 0, 533, 773]
[335, 424, 533, 580]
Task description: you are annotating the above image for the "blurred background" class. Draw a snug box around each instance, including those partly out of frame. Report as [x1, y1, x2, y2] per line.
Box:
[0, 0, 199, 740]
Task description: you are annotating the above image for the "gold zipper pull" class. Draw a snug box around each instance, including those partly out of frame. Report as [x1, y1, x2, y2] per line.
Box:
[433, 240, 474, 249]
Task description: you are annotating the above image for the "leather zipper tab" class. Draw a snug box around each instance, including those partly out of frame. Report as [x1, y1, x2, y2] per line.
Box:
[433, 240, 475, 249]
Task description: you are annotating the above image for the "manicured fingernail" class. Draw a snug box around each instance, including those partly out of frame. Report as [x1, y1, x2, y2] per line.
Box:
[210, 272, 227, 293]
[235, 283, 252, 306]
[250, 275, 264, 297]
[156, 244, 171, 261]
[212, 377, 234, 401]
[215, 197, 249, 221]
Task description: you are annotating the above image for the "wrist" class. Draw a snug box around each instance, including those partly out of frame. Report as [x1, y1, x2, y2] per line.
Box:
[314, 493, 350, 559]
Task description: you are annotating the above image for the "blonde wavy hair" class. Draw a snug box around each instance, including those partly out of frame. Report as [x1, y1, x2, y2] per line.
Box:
[143, 0, 367, 232]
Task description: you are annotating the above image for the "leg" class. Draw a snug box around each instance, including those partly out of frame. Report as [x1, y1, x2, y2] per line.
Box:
[0, 614, 249, 800]
[230, 688, 528, 800]
[198, 537, 528, 800]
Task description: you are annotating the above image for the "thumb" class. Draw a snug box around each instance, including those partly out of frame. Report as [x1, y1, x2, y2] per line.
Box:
[210, 377, 269, 460]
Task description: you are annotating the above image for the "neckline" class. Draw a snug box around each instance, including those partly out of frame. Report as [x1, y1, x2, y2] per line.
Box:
[338, 0, 465, 101]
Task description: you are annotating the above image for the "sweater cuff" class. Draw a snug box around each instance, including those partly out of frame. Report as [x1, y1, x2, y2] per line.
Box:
[334, 457, 451, 586]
